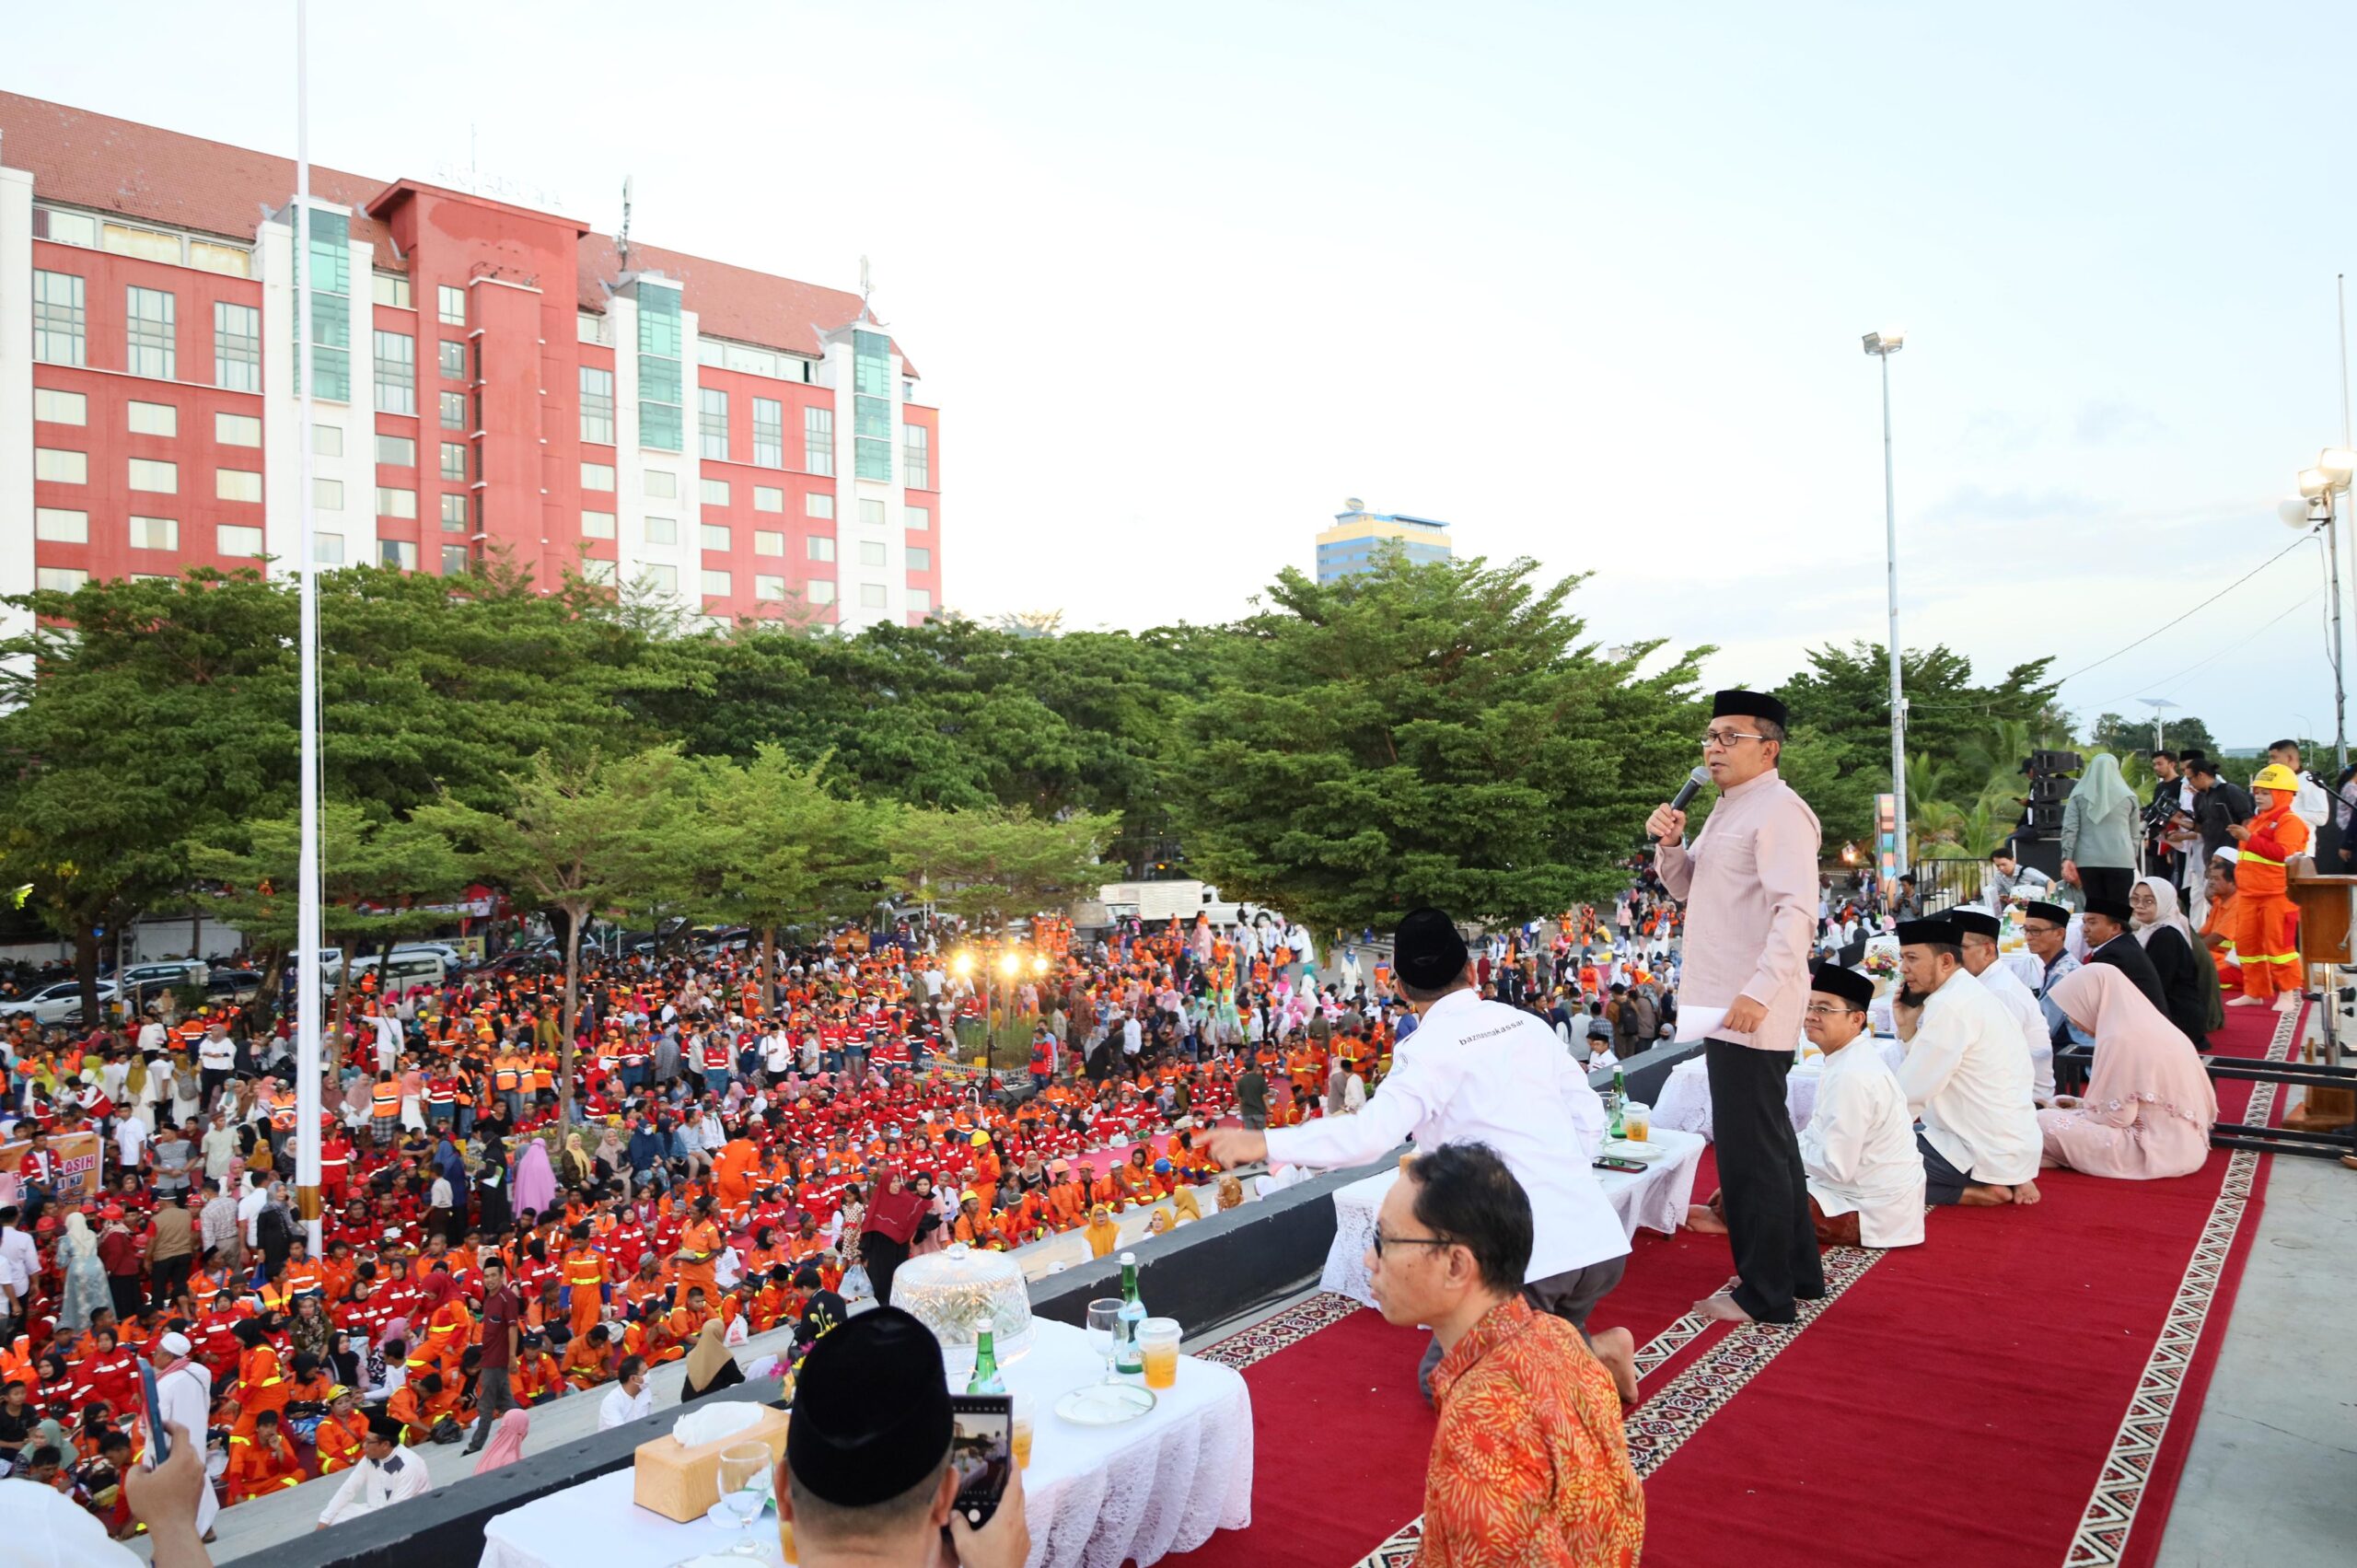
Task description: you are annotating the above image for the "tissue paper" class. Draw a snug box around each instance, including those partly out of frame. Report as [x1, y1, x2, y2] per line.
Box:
[672, 1401, 763, 1448]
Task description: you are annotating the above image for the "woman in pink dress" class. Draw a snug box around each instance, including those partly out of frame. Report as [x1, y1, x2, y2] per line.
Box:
[2038, 966, 2217, 1179]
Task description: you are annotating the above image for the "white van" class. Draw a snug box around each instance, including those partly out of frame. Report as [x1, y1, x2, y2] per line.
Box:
[346, 951, 447, 987]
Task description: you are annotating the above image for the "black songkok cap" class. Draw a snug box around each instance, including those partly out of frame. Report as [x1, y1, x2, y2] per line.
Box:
[785, 1305, 952, 1507]
[2084, 896, 2133, 923]
[1895, 917, 1956, 947]
[1945, 910, 2001, 940]
[2025, 901, 2072, 925]
[1392, 907, 1471, 990]
[1808, 961, 1875, 1010]
[366, 1413, 403, 1443]
[1711, 689, 1789, 729]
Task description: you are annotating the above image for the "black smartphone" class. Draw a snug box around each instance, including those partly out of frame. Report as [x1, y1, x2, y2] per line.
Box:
[944, 1393, 1013, 1529]
[1593, 1156, 1648, 1174]
[139, 1358, 168, 1465]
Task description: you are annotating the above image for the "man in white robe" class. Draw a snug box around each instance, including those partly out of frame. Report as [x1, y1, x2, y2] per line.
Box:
[316, 1418, 433, 1527]
[1950, 910, 2057, 1101]
[1893, 917, 2043, 1207]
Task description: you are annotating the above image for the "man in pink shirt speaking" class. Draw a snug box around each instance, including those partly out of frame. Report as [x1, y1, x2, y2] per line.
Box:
[1646, 689, 1824, 1325]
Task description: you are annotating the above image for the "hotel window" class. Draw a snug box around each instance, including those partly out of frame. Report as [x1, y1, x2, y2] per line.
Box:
[753, 398, 784, 467]
[438, 340, 467, 380]
[700, 480, 729, 508]
[807, 493, 835, 519]
[702, 569, 732, 598]
[441, 494, 470, 532]
[314, 477, 344, 510]
[859, 540, 887, 567]
[314, 533, 344, 565]
[189, 241, 250, 278]
[753, 486, 784, 513]
[636, 282, 683, 451]
[804, 406, 834, 476]
[314, 424, 343, 457]
[644, 516, 678, 546]
[908, 587, 932, 615]
[374, 331, 416, 415]
[903, 424, 931, 490]
[216, 469, 261, 502]
[443, 545, 471, 575]
[297, 208, 352, 402]
[35, 508, 88, 543]
[130, 459, 178, 493]
[907, 547, 931, 573]
[377, 486, 417, 519]
[755, 575, 786, 601]
[35, 568, 88, 594]
[700, 388, 730, 461]
[217, 524, 264, 557]
[583, 559, 617, 586]
[905, 505, 930, 530]
[33, 272, 85, 366]
[372, 273, 412, 309]
[381, 540, 419, 571]
[219, 412, 263, 447]
[853, 330, 892, 481]
[640, 563, 679, 596]
[702, 523, 731, 552]
[581, 462, 615, 492]
[440, 442, 467, 481]
[130, 516, 179, 551]
[807, 579, 836, 605]
[577, 311, 612, 345]
[580, 366, 615, 445]
[215, 303, 261, 391]
[36, 448, 89, 484]
[859, 498, 887, 527]
[645, 470, 677, 499]
[127, 401, 178, 437]
[440, 390, 466, 431]
[807, 536, 835, 563]
[859, 582, 888, 609]
[126, 286, 177, 380]
[377, 433, 415, 467]
[33, 391, 82, 429]
[32, 207, 99, 247]
[753, 530, 784, 556]
[581, 510, 616, 540]
[438, 285, 466, 325]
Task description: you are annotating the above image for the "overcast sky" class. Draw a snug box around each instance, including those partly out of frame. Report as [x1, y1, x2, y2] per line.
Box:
[18, 2, 2357, 748]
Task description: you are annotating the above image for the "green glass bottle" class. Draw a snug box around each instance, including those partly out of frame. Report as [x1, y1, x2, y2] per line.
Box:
[967, 1316, 1004, 1394]
[1608, 1064, 1627, 1139]
[1114, 1251, 1146, 1377]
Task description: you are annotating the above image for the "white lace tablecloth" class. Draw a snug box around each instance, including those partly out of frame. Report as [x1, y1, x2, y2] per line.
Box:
[1652, 1038, 1910, 1142]
[476, 1320, 1251, 1568]
[1317, 1129, 1707, 1309]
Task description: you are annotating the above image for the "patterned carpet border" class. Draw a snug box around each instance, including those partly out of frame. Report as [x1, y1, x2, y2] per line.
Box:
[1194, 1290, 1365, 1372]
[2061, 1001, 2297, 1567]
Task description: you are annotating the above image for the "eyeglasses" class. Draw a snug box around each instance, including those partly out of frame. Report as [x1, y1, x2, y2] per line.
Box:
[1802, 1003, 1864, 1018]
[1371, 1228, 1456, 1259]
[2023, 923, 2062, 936]
[1701, 729, 1765, 749]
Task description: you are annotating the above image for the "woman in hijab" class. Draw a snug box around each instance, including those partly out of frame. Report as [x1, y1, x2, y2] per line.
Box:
[511, 1137, 557, 1220]
[58, 1211, 110, 1335]
[561, 1132, 597, 1189]
[2130, 875, 2212, 1048]
[471, 1407, 530, 1475]
[858, 1172, 927, 1309]
[1171, 1186, 1203, 1225]
[2061, 753, 2141, 907]
[679, 1319, 746, 1402]
[1084, 1203, 1120, 1259]
[474, 1138, 513, 1234]
[288, 1292, 333, 1364]
[2038, 966, 2217, 1179]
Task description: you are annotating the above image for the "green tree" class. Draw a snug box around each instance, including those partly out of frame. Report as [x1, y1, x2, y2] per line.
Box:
[2085, 710, 2221, 764]
[891, 806, 1116, 933]
[413, 748, 691, 1123]
[1171, 556, 1704, 934]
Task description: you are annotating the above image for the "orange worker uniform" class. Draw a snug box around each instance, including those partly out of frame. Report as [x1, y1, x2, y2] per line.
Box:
[2234, 771, 2310, 1002]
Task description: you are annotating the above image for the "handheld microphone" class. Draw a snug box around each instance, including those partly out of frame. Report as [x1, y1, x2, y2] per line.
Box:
[1668, 764, 1712, 813]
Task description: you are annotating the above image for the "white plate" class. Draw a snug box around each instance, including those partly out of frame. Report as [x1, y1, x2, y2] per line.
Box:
[1054, 1381, 1158, 1425]
[1599, 1139, 1666, 1163]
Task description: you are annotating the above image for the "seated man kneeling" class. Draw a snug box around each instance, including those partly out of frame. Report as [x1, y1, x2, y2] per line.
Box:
[1893, 918, 2043, 1207]
[1689, 959, 1925, 1248]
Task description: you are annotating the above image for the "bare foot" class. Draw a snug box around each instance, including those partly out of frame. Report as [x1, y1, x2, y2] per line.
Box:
[1590, 1326, 1639, 1404]
[1958, 1183, 2015, 1206]
[1685, 1203, 1728, 1235]
[1696, 1291, 1753, 1324]
[2011, 1179, 2040, 1206]
[2226, 995, 2267, 1007]
[2275, 993, 2302, 1013]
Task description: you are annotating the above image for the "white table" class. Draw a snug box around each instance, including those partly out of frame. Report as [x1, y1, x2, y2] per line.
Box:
[1652, 1038, 1908, 1142]
[477, 1318, 1252, 1568]
[1317, 1128, 1707, 1309]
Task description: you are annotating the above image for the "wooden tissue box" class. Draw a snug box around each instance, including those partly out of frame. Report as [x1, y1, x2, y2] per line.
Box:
[631, 1403, 790, 1523]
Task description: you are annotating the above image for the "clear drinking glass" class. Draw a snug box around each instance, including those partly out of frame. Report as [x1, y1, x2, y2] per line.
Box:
[1086, 1297, 1124, 1382]
[714, 1441, 772, 1553]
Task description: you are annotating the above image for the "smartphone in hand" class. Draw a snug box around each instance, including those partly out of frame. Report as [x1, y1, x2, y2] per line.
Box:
[139, 1358, 169, 1466]
[944, 1394, 1013, 1529]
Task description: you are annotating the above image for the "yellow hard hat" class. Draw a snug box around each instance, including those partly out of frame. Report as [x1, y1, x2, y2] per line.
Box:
[2251, 762, 2302, 793]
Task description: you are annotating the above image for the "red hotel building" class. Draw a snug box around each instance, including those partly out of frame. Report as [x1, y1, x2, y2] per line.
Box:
[0, 92, 941, 631]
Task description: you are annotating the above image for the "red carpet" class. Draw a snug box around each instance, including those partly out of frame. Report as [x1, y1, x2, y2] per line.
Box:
[1165, 1005, 2288, 1568]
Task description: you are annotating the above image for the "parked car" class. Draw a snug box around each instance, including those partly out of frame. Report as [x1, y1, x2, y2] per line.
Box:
[206, 970, 264, 1003]
[117, 959, 211, 993]
[0, 979, 119, 1025]
[345, 951, 447, 987]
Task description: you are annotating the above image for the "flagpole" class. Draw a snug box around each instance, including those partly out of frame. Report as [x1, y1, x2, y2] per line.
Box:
[294, 0, 324, 1255]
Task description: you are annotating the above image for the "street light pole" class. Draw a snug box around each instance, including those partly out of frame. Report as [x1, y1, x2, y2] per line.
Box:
[293, 0, 324, 1257]
[2299, 455, 2355, 769]
[1864, 331, 1909, 877]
